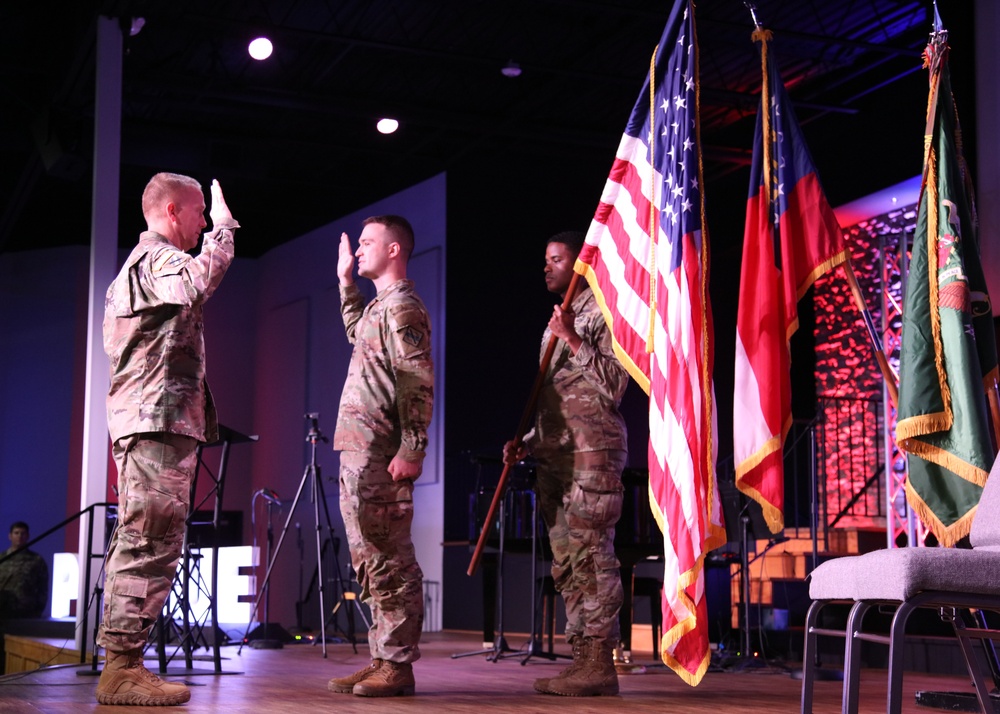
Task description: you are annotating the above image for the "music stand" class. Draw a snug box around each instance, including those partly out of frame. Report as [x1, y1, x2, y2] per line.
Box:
[452, 488, 518, 661]
[152, 424, 257, 676]
[718, 475, 787, 672]
[511, 484, 570, 666]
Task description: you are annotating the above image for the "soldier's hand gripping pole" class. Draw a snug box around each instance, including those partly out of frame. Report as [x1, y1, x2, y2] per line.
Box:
[467, 272, 583, 576]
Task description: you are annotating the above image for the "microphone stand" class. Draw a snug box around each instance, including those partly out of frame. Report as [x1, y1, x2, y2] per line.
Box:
[239, 413, 348, 658]
[295, 523, 304, 632]
[250, 497, 282, 650]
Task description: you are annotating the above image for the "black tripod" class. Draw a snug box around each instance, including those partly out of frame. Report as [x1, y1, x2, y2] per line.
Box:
[239, 413, 352, 658]
[325, 560, 369, 647]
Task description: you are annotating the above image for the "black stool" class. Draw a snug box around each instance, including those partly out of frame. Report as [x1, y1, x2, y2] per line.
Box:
[538, 574, 662, 660]
[631, 576, 662, 658]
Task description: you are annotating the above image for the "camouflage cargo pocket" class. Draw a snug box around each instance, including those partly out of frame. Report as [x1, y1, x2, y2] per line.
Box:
[119, 441, 190, 542]
[566, 470, 623, 531]
[357, 497, 415, 546]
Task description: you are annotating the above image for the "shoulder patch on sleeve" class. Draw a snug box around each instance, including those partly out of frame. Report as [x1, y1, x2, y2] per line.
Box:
[401, 325, 424, 347]
[387, 298, 430, 356]
[150, 247, 189, 277]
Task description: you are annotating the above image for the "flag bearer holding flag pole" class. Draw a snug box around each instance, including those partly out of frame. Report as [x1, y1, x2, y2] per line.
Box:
[503, 231, 630, 697]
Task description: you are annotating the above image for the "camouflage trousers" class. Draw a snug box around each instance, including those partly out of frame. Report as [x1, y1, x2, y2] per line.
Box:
[98, 432, 196, 654]
[338, 451, 424, 663]
[536, 449, 626, 643]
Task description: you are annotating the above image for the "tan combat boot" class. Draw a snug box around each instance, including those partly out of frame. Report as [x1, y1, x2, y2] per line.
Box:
[96, 650, 191, 706]
[327, 658, 383, 694]
[352, 660, 415, 697]
[544, 636, 619, 696]
[533, 636, 587, 693]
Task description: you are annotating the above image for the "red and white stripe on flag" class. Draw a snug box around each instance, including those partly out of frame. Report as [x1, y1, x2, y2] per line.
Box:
[575, 0, 724, 686]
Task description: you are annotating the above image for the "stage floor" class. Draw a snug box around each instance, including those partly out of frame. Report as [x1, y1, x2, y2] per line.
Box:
[0, 630, 978, 713]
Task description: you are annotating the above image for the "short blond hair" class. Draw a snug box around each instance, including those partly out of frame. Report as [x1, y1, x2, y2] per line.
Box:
[141, 172, 202, 220]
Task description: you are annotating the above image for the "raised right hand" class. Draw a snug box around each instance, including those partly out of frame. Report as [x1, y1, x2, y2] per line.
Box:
[209, 179, 235, 227]
[337, 232, 355, 286]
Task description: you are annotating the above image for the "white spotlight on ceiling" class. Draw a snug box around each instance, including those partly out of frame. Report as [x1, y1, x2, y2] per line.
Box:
[248, 37, 273, 61]
[376, 118, 399, 135]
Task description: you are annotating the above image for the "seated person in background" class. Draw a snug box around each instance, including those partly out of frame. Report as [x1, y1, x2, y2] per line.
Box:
[0, 521, 49, 619]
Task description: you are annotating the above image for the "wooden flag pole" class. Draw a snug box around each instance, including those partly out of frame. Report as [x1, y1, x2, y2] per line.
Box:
[842, 258, 899, 408]
[467, 272, 583, 576]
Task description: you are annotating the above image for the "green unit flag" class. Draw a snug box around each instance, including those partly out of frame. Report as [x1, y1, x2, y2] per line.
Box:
[896, 37, 998, 547]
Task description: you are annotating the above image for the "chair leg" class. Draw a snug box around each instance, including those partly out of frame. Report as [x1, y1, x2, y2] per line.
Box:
[649, 584, 662, 659]
[886, 601, 916, 714]
[800, 600, 824, 714]
[949, 609, 995, 713]
[844, 601, 875, 714]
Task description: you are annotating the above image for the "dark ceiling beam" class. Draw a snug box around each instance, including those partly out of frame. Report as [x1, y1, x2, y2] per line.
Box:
[702, 145, 753, 166]
[121, 71, 628, 150]
[700, 87, 858, 115]
[0, 14, 98, 249]
[0, 156, 45, 252]
[176, 8, 927, 89]
[534, 0, 927, 61]
[175, 12, 656, 87]
[124, 63, 861, 142]
[697, 17, 926, 59]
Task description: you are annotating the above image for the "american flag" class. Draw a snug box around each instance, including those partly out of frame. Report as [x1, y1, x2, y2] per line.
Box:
[575, 0, 723, 685]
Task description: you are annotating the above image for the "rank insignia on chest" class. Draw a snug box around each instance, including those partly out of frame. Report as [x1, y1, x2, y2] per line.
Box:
[402, 326, 423, 347]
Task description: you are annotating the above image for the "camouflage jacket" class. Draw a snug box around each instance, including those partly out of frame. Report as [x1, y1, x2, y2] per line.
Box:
[0, 547, 48, 618]
[104, 223, 237, 443]
[528, 285, 628, 456]
[334, 280, 434, 463]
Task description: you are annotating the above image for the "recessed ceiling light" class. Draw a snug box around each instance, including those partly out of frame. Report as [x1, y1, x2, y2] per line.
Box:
[248, 37, 273, 61]
[377, 118, 399, 134]
[501, 61, 521, 78]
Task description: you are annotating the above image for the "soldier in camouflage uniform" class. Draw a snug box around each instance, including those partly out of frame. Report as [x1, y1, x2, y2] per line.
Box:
[504, 231, 628, 697]
[0, 522, 49, 618]
[327, 215, 433, 698]
[96, 173, 238, 706]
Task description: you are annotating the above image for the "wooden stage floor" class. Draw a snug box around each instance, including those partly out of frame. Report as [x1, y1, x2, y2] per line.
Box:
[0, 630, 979, 713]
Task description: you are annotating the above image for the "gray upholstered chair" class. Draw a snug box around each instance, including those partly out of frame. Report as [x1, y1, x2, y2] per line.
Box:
[800, 455, 1000, 714]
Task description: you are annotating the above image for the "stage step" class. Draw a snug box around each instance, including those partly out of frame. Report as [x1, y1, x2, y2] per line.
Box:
[824, 526, 887, 556]
[729, 527, 888, 629]
[3, 635, 82, 674]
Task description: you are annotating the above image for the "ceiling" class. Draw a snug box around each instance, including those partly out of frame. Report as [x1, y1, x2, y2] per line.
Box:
[0, 0, 973, 258]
